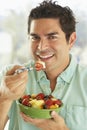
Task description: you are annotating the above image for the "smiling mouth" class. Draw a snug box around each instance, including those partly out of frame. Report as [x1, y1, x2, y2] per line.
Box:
[37, 54, 54, 61]
[36, 48, 55, 60]
[39, 54, 54, 59]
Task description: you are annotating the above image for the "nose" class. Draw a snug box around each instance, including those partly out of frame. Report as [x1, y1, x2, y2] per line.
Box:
[37, 39, 48, 51]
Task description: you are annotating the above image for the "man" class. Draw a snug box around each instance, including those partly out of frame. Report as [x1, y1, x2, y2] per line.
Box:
[0, 0, 87, 130]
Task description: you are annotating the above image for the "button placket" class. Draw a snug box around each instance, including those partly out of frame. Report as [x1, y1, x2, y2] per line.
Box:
[38, 78, 51, 95]
[52, 78, 66, 99]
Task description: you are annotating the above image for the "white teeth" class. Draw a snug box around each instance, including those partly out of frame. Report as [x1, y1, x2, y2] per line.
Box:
[39, 54, 53, 59]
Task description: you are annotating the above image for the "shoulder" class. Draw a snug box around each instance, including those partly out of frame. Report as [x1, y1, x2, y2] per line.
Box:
[71, 54, 87, 76]
[77, 63, 87, 75]
[75, 64, 87, 88]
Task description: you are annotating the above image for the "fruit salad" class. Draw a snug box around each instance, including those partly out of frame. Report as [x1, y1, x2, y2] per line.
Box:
[19, 93, 63, 109]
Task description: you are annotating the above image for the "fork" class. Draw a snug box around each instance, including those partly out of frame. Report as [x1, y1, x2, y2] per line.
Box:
[15, 66, 34, 74]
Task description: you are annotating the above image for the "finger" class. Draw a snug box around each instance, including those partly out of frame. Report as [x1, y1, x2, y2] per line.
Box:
[20, 112, 45, 125]
[5, 71, 28, 87]
[6, 65, 23, 75]
[51, 111, 63, 123]
[11, 80, 27, 93]
[5, 82, 27, 100]
[20, 112, 34, 123]
[20, 112, 54, 130]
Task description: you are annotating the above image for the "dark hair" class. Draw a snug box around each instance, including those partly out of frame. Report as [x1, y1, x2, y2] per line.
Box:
[28, 0, 76, 41]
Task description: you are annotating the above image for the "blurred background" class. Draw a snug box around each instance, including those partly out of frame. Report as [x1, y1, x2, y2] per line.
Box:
[0, 0, 87, 128]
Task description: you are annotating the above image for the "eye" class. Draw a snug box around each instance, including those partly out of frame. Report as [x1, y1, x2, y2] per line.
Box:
[48, 35, 58, 40]
[30, 36, 40, 42]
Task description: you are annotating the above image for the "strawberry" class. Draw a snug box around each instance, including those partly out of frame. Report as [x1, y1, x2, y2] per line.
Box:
[22, 98, 29, 106]
[35, 63, 43, 71]
[44, 99, 53, 109]
[36, 93, 45, 100]
[21, 95, 31, 106]
[19, 95, 31, 103]
[22, 95, 31, 100]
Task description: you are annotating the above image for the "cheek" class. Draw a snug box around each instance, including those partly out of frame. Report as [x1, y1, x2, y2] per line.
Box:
[55, 45, 68, 58]
[29, 44, 34, 57]
[54, 44, 62, 54]
[31, 44, 36, 52]
[31, 44, 38, 58]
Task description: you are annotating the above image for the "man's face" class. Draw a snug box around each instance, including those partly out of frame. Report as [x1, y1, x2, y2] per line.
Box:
[29, 18, 76, 72]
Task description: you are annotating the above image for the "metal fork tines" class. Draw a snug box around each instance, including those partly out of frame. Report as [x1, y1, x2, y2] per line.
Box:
[15, 67, 34, 74]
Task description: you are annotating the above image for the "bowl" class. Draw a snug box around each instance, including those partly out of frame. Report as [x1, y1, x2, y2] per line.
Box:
[17, 101, 62, 119]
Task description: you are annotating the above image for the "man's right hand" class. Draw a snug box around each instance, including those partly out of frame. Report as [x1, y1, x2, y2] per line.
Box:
[0, 65, 28, 101]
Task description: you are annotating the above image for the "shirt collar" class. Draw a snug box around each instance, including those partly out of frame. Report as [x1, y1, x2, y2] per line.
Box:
[59, 54, 77, 83]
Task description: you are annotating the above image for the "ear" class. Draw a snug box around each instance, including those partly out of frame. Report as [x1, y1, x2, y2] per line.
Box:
[69, 32, 76, 50]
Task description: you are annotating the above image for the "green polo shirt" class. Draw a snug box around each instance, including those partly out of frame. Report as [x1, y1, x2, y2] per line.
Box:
[0, 54, 87, 130]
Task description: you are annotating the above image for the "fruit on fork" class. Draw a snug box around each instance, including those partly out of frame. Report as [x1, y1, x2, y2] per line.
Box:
[15, 60, 46, 74]
[35, 60, 46, 71]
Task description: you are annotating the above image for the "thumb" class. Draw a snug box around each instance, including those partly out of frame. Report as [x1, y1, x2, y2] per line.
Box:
[51, 111, 62, 122]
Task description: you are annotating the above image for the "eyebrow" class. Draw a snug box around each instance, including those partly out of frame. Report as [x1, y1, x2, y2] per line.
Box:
[45, 32, 59, 36]
[30, 33, 39, 37]
[30, 32, 59, 37]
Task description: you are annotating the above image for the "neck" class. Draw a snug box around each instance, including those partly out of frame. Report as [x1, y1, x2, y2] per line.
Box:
[45, 56, 70, 91]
